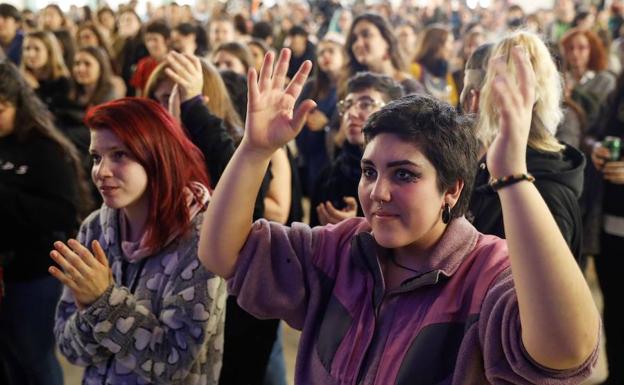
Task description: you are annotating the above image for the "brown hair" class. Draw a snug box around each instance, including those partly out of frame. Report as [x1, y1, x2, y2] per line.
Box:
[414, 24, 450, 63]
[72, 46, 116, 106]
[345, 13, 407, 75]
[21, 30, 69, 80]
[213, 41, 253, 74]
[76, 22, 112, 55]
[560, 28, 608, 72]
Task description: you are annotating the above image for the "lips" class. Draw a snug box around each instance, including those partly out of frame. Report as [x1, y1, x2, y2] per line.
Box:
[347, 123, 363, 136]
[373, 210, 398, 218]
[99, 185, 119, 194]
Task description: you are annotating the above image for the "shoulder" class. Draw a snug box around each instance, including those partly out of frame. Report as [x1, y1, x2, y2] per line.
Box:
[18, 133, 71, 165]
[309, 218, 370, 260]
[590, 71, 617, 91]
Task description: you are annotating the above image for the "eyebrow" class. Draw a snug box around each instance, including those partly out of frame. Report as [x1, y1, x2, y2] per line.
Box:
[88, 146, 125, 154]
[387, 160, 422, 168]
[344, 95, 378, 103]
[361, 159, 422, 168]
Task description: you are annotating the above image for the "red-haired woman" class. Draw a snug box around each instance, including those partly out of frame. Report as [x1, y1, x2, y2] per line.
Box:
[50, 98, 227, 385]
[561, 28, 617, 126]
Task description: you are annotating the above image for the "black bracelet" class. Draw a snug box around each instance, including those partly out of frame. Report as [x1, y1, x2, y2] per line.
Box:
[489, 173, 535, 191]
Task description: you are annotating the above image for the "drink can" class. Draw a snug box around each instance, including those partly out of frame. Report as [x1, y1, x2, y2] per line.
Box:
[603, 136, 621, 161]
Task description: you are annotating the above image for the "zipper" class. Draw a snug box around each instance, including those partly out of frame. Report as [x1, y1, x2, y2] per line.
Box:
[354, 239, 387, 385]
[353, 292, 385, 385]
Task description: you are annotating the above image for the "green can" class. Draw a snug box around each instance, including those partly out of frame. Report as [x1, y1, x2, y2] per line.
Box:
[604, 136, 621, 161]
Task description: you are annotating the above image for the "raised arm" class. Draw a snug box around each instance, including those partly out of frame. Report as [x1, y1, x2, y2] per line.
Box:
[198, 49, 316, 278]
[488, 47, 600, 370]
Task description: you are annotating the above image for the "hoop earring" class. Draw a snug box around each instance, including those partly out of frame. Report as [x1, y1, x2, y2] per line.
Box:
[442, 203, 451, 224]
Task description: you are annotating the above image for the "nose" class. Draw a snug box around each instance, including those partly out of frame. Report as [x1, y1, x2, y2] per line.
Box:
[353, 35, 364, 49]
[93, 156, 113, 180]
[369, 175, 391, 203]
[346, 103, 359, 119]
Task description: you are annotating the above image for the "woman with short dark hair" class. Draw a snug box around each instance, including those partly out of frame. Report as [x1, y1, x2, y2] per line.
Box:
[199, 48, 599, 384]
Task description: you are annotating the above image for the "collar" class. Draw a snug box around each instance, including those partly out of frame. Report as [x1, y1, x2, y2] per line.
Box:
[579, 70, 596, 85]
[352, 217, 478, 295]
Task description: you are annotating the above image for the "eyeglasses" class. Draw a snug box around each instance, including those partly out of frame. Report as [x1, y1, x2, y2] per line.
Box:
[338, 97, 385, 115]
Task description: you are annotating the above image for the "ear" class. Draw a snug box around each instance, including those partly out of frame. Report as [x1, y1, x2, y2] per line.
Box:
[443, 179, 464, 210]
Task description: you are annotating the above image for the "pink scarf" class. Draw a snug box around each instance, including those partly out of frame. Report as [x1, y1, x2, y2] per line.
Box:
[119, 182, 210, 262]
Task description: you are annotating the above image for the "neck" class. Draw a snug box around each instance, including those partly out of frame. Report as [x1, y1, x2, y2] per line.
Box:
[121, 197, 149, 243]
[378, 60, 399, 78]
[570, 67, 586, 81]
[327, 70, 340, 83]
[82, 83, 97, 98]
[393, 220, 447, 268]
[32, 66, 54, 80]
[0, 33, 14, 46]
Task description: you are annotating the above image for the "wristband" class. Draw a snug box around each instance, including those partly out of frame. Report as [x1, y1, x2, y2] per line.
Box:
[489, 173, 535, 191]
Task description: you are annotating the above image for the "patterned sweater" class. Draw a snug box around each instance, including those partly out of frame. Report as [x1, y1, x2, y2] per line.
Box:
[54, 205, 226, 385]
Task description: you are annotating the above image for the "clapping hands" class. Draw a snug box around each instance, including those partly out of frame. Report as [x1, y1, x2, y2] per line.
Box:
[49, 239, 112, 310]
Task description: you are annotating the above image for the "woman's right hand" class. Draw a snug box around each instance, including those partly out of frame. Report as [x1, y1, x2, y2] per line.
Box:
[591, 143, 611, 171]
[242, 49, 316, 158]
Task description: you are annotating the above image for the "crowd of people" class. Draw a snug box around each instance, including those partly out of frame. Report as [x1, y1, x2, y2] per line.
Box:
[0, 0, 623, 384]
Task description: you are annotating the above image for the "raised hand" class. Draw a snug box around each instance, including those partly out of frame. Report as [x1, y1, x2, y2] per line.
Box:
[49, 239, 112, 309]
[165, 51, 204, 103]
[242, 49, 316, 157]
[486, 46, 534, 179]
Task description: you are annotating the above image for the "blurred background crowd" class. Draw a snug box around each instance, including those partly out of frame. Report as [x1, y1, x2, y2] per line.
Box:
[1, 0, 624, 383]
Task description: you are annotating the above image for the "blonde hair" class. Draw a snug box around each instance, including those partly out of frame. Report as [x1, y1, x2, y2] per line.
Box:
[144, 58, 243, 140]
[21, 30, 70, 80]
[477, 31, 564, 153]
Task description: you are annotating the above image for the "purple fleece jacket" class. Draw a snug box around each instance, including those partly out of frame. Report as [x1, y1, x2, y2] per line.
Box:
[229, 216, 598, 385]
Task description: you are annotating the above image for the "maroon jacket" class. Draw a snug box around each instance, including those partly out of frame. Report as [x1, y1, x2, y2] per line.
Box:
[229, 217, 598, 384]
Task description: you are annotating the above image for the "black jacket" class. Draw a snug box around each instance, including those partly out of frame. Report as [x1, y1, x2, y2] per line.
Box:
[468, 145, 585, 260]
[0, 131, 81, 282]
[179, 96, 269, 220]
[309, 142, 364, 227]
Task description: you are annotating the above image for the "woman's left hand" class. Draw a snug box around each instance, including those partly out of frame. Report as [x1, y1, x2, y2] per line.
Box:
[49, 239, 112, 310]
[486, 46, 534, 179]
[603, 161, 624, 184]
[165, 51, 203, 103]
[316, 197, 358, 225]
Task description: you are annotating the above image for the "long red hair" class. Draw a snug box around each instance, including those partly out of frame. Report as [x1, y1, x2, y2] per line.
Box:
[85, 97, 210, 251]
[560, 28, 608, 72]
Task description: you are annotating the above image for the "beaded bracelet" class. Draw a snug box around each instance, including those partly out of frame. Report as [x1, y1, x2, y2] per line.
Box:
[489, 173, 535, 191]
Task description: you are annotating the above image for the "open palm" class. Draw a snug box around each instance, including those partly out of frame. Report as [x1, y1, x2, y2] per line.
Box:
[486, 46, 535, 178]
[243, 49, 316, 156]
